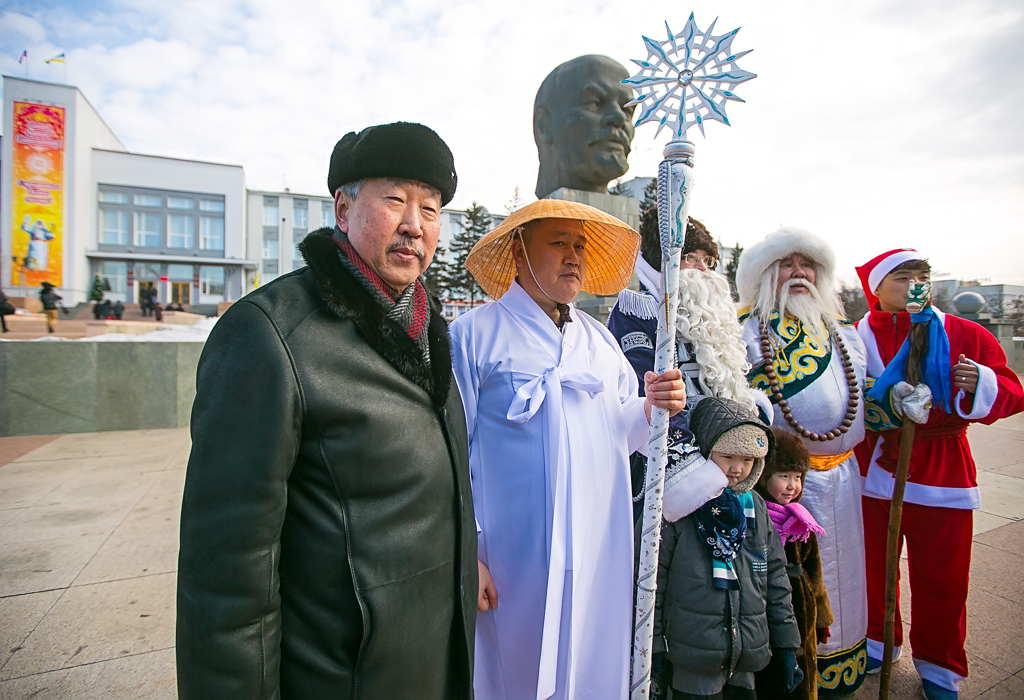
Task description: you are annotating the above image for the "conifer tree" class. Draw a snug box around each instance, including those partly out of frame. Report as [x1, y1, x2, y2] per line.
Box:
[725, 242, 743, 301]
[449, 202, 490, 302]
[89, 275, 106, 302]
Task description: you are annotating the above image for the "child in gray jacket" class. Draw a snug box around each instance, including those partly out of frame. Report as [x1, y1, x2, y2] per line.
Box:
[651, 397, 802, 700]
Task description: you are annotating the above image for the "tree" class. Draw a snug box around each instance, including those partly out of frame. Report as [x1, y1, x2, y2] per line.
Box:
[448, 202, 490, 302]
[725, 242, 743, 301]
[839, 283, 868, 322]
[640, 177, 658, 213]
[89, 275, 107, 302]
[504, 186, 524, 214]
[608, 179, 632, 197]
[423, 244, 452, 298]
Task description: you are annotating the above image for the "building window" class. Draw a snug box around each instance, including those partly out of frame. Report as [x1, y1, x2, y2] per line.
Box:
[200, 199, 225, 213]
[134, 212, 162, 247]
[200, 266, 225, 295]
[134, 193, 161, 207]
[99, 191, 128, 204]
[101, 261, 127, 293]
[293, 199, 308, 229]
[263, 238, 279, 260]
[168, 214, 194, 248]
[322, 201, 335, 228]
[167, 264, 193, 282]
[100, 209, 129, 245]
[263, 196, 279, 226]
[168, 197, 194, 210]
[134, 262, 161, 281]
[263, 259, 279, 275]
[200, 217, 225, 250]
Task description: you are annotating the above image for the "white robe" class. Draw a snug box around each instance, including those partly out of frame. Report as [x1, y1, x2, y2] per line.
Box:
[450, 281, 649, 700]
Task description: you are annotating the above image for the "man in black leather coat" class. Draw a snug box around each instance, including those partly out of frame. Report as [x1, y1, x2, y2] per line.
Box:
[177, 122, 477, 699]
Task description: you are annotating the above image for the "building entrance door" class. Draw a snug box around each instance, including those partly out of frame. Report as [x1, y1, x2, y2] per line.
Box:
[171, 282, 190, 305]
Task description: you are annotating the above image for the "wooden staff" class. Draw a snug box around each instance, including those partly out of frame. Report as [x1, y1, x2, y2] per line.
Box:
[878, 321, 929, 700]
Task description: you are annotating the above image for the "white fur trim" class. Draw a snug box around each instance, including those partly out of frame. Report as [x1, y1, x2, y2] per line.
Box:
[858, 314, 886, 376]
[662, 455, 729, 522]
[615, 289, 657, 320]
[735, 227, 836, 305]
[864, 452, 981, 510]
[955, 360, 997, 420]
[866, 638, 902, 662]
[867, 250, 925, 293]
[914, 658, 965, 692]
[750, 388, 774, 425]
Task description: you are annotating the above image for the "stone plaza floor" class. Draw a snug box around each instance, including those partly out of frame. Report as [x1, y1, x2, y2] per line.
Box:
[1, 417, 1023, 699]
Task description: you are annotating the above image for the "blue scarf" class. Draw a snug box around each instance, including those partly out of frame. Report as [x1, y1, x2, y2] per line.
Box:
[867, 307, 952, 413]
[695, 489, 756, 590]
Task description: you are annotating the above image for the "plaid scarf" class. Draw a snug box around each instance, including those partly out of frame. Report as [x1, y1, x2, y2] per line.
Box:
[694, 489, 756, 590]
[333, 230, 431, 366]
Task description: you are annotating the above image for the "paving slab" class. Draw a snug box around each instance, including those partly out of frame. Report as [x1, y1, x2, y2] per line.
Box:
[0, 535, 109, 598]
[976, 471, 1024, 522]
[0, 589, 62, 671]
[0, 647, 175, 700]
[0, 435, 61, 468]
[0, 572, 176, 681]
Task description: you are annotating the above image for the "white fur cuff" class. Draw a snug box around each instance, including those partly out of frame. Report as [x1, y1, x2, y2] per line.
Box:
[663, 455, 729, 522]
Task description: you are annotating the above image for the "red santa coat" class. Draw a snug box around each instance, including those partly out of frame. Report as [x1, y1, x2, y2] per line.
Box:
[855, 306, 1024, 509]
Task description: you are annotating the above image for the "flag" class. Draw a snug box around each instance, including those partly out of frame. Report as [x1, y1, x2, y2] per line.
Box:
[19, 50, 27, 64]
[46, 53, 65, 64]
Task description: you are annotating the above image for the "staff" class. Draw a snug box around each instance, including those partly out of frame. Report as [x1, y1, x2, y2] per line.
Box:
[622, 15, 756, 698]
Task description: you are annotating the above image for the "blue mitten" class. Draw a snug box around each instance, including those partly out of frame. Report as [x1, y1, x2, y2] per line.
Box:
[777, 648, 804, 693]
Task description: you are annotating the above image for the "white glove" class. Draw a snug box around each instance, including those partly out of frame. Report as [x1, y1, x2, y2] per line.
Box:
[892, 381, 932, 424]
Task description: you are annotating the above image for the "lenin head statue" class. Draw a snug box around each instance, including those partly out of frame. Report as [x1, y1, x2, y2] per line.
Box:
[533, 55, 636, 199]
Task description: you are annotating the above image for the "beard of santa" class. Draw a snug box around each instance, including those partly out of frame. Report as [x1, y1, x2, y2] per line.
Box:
[676, 268, 756, 412]
[776, 277, 836, 340]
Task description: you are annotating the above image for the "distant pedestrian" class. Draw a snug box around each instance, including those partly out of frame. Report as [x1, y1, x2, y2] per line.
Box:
[39, 282, 61, 333]
[0, 289, 13, 332]
[113, 300, 124, 320]
[93, 299, 104, 320]
[153, 301, 163, 322]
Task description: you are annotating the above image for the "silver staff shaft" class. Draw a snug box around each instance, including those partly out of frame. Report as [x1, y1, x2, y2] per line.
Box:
[631, 138, 695, 700]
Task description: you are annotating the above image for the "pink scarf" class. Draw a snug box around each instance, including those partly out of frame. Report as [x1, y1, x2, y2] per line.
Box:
[765, 501, 826, 544]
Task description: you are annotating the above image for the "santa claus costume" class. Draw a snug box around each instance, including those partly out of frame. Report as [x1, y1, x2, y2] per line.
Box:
[854, 248, 1024, 699]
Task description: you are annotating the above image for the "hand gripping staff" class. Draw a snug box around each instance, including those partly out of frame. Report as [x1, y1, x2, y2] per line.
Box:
[623, 15, 756, 699]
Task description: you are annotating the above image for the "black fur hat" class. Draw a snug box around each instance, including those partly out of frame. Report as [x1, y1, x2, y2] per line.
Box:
[640, 209, 718, 268]
[683, 218, 719, 261]
[327, 122, 457, 205]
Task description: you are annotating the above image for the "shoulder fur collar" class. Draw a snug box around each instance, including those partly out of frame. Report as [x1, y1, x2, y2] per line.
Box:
[299, 228, 452, 411]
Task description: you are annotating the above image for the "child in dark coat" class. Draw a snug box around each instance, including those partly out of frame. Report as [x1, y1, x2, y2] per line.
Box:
[650, 397, 802, 700]
[754, 428, 833, 700]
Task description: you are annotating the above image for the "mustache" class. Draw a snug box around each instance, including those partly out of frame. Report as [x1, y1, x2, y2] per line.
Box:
[589, 128, 631, 154]
[387, 238, 425, 259]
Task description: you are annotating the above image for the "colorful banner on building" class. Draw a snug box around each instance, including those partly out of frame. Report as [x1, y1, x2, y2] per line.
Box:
[10, 101, 65, 287]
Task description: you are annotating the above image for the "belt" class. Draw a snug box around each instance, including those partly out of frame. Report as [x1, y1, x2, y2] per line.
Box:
[809, 449, 854, 471]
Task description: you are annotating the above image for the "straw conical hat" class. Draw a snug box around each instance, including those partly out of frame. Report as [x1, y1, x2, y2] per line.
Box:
[465, 199, 640, 300]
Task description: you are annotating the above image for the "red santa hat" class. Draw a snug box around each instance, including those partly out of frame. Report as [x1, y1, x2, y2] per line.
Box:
[855, 248, 926, 307]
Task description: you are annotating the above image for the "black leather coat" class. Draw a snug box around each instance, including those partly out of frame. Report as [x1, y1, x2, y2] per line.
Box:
[177, 229, 477, 699]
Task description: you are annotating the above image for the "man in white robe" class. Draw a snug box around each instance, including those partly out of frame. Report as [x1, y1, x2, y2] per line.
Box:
[450, 199, 686, 700]
[735, 227, 869, 697]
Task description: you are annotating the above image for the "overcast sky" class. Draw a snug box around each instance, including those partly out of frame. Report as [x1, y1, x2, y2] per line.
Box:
[2, 0, 1022, 287]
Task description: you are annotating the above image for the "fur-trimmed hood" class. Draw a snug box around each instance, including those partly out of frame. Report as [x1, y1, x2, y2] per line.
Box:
[297, 228, 452, 411]
[736, 227, 835, 306]
[690, 396, 774, 494]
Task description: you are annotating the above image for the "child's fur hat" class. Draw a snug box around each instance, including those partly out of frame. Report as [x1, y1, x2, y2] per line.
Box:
[755, 427, 811, 503]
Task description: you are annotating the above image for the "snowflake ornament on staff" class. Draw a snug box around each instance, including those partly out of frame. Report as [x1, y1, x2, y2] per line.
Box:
[627, 14, 756, 700]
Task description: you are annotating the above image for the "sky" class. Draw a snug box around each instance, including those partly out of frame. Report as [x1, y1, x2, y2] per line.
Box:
[1, 0, 1022, 287]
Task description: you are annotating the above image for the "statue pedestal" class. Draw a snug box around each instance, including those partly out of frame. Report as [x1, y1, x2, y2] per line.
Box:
[544, 188, 640, 323]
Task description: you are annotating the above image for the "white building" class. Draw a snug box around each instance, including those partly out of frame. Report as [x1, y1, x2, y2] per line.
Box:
[2, 75, 257, 308]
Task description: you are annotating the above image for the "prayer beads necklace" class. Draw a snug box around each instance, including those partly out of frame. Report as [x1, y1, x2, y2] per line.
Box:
[758, 319, 859, 442]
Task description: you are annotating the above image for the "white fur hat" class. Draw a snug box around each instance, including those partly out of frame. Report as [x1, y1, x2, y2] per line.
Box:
[736, 227, 836, 306]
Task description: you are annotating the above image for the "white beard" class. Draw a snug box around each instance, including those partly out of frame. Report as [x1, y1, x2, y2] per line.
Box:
[778, 279, 832, 339]
[675, 269, 755, 411]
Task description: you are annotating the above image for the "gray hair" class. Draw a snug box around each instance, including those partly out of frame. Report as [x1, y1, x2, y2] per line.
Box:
[336, 179, 365, 201]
